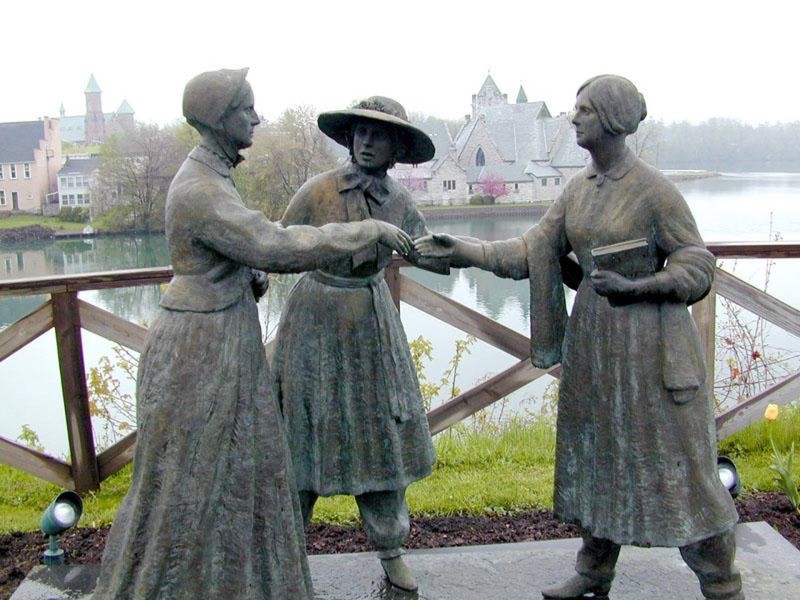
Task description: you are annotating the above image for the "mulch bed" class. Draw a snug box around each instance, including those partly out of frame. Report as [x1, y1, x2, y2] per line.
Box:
[1, 492, 797, 599]
[0, 225, 55, 244]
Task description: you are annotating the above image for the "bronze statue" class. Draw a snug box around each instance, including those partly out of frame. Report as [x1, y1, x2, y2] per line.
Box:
[273, 97, 447, 592]
[415, 75, 743, 600]
[93, 70, 413, 599]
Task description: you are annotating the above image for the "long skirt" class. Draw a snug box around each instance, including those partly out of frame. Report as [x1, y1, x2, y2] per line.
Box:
[274, 270, 435, 496]
[554, 282, 738, 547]
[94, 294, 313, 599]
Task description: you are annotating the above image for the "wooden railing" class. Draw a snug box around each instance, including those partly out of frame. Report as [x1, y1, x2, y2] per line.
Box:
[1, 243, 798, 492]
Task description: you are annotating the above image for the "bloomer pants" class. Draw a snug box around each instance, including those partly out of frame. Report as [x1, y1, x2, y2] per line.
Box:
[574, 529, 743, 599]
[299, 489, 410, 558]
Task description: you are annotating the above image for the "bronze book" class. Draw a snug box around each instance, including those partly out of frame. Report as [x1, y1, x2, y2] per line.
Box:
[591, 238, 655, 279]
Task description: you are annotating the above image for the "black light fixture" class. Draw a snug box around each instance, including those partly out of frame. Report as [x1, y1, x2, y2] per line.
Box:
[717, 456, 741, 498]
[40, 491, 83, 566]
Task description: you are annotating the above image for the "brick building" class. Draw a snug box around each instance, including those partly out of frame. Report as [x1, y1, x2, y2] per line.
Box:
[59, 75, 135, 145]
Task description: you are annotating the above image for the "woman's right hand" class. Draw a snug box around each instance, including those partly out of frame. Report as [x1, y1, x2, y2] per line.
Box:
[414, 233, 458, 258]
[375, 221, 413, 256]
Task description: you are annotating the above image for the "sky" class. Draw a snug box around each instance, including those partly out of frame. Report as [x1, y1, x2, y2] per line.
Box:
[2, 0, 797, 128]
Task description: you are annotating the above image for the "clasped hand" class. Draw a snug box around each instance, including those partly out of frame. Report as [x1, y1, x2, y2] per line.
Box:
[375, 222, 413, 256]
[413, 233, 457, 258]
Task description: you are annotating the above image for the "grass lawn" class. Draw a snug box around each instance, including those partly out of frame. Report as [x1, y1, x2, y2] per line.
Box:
[2, 406, 798, 534]
[0, 214, 87, 233]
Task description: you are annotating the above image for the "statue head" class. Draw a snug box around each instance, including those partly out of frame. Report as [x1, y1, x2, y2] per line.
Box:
[318, 96, 435, 170]
[182, 68, 259, 158]
[575, 74, 647, 137]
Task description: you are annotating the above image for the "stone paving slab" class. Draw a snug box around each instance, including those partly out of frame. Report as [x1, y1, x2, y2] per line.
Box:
[11, 522, 800, 599]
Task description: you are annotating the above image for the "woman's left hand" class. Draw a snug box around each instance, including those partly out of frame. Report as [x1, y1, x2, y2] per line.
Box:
[590, 269, 640, 299]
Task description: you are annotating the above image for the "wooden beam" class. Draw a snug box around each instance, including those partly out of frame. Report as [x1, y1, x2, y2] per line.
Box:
[0, 266, 173, 297]
[715, 268, 800, 338]
[692, 280, 717, 396]
[400, 275, 530, 360]
[707, 242, 800, 259]
[716, 372, 800, 439]
[51, 292, 99, 492]
[0, 300, 53, 362]
[78, 300, 147, 353]
[97, 432, 137, 481]
[0, 436, 73, 489]
[385, 261, 401, 312]
[427, 359, 558, 435]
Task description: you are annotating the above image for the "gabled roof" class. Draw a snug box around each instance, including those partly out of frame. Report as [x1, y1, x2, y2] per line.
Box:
[477, 74, 502, 98]
[116, 99, 135, 115]
[466, 163, 534, 184]
[524, 161, 563, 177]
[59, 155, 100, 175]
[85, 74, 102, 94]
[475, 101, 550, 162]
[548, 117, 588, 168]
[0, 121, 45, 162]
[410, 116, 451, 161]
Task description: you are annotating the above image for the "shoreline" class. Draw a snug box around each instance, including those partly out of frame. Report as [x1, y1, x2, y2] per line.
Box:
[0, 170, 720, 242]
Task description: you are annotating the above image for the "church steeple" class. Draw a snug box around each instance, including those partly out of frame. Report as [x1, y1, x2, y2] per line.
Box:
[516, 85, 528, 104]
[84, 73, 105, 144]
[472, 72, 508, 117]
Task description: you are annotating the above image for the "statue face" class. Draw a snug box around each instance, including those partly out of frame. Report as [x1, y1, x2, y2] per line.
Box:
[352, 121, 395, 172]
[220, 83, 260, 150]
[572, 88, 610, 151]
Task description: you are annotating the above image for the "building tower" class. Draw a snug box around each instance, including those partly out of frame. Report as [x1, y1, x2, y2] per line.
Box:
[471, 73, 507, 117]
[84, 74, 105, 144]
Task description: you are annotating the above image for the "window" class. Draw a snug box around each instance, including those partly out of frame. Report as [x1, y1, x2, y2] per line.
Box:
[0, 191, 5, 206]
[442, 179, 456, 191]
[555, 177, 561, 186]
[11, 191, 18, 208]
[9, 164, 16, 179]
[541, 178, 547, 186]
[514, 183, 519, 192]
[475, 148, 485, 167]
[468, 184, 473, 194]
[4, 258, 11, 273]
[23, 163, 31, 179]
[60, 176, 67, 187]
[0, 165, 4, 180]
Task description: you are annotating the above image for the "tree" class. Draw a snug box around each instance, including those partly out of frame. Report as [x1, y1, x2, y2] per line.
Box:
[477, 173, 507, 200]
[96, 123, 188, 232]
[627, 118, 664, 166]
[234, 106, 338, 219]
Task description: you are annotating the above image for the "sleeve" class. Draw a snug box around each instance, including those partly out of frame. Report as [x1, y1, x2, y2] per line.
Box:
[647, 181, 715, 304]
[197, 193, 382, 274]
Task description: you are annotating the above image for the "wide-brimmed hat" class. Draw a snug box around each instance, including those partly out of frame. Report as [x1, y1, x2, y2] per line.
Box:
[318, 96, 435, 164]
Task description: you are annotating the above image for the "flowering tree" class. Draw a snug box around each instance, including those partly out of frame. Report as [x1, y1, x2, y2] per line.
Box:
[477, 173, 507, 199]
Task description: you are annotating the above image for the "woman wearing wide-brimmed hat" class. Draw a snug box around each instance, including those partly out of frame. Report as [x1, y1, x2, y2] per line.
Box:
[93, 73, 413, 600]
[274, 96, 446, 592]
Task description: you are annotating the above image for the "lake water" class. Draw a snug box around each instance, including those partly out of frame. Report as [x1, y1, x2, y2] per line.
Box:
[2, 172, 799, 455]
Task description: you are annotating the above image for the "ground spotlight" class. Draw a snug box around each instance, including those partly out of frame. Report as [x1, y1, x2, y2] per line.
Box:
[717, 456, 741, 498]
[40, 491, 83, 566]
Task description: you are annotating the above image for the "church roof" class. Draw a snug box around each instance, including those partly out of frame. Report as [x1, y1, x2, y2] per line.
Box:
[59, 115, 86, 144]
[116, 99, 135, 115]
[477, 73, 502, 97]
[85, 74, 102, 94]
[0, 121, 46, 162]
[409, 116, 451, 162]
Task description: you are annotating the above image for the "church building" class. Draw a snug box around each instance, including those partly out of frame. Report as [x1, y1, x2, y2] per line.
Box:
[59, 75, 135, 145]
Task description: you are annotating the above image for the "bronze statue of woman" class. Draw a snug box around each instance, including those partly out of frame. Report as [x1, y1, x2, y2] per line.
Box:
[93, 69, 412, 599]
[416, 75, 743, 600]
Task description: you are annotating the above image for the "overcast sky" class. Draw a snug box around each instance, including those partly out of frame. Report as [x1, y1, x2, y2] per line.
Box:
[3, 0, 796, 127]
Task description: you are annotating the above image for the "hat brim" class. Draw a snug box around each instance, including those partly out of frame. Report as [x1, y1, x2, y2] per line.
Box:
[318, 109, 435, 164]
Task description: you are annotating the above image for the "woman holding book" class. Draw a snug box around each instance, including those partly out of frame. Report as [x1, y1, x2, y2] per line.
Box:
[415, 75, 742, 600]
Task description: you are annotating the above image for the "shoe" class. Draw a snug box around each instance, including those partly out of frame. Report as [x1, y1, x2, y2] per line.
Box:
[380, 555, 418, 592]
[542, 574, 611, 599]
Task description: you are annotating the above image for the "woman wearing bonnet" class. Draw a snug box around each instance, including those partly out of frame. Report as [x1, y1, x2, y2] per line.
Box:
[93, 69, 412, 599]
[416, 75, 743, 600]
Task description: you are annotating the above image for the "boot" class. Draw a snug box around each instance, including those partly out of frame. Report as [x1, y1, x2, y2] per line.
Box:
[380, 555, 418, 592]
[541, 573, 611, 599]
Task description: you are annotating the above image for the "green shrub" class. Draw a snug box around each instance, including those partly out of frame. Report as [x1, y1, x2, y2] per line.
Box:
[468, 194, 496, 206]
[58, 207, 90, 223]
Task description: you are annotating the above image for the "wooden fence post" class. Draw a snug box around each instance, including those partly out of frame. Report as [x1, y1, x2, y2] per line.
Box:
[386, 260, 401, 312]
[692, 277, 718, 399]
[52, 291, 99, 492]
